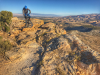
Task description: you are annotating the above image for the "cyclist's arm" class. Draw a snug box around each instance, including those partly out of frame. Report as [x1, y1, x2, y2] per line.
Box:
[28, 8, 31, 14]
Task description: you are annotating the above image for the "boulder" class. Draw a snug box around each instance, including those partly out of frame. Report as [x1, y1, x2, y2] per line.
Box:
[22, 19, 44, 32]
[75, 60, 100, 75]
[55, 25, 67, 35]
[5, 48, 25, 60]
[12, 28, 21, 35]
[24, 41, 39, 48]
[1, 43, 44, 75]
[61, 29, 67, 34]
[10, 28, 21, 37]
[0, 31, 3, 35]
[11, 17, 18, 21]
[39, 37, 71, 75]
[41, 22, 55, 29]
[10, 34, 15, 38]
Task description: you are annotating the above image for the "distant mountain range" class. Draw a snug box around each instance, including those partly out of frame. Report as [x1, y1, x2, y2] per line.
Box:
[65, 14, 100, 18]
[13, 13, 100, 18]
[13, 13, 61, 17]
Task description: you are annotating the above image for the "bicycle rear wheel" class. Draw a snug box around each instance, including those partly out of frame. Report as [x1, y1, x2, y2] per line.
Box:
[25, 16, 33, 28]
[25, 20, 29, 28]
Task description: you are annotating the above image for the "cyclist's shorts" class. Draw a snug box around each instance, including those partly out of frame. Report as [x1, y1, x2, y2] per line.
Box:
[25, 14, 30, 19]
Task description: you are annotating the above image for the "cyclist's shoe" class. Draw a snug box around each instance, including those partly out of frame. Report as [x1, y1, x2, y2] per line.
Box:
[24, 19, 27, 23]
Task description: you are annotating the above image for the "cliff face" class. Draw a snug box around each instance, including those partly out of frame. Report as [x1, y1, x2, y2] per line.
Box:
[0, 17, 100, 75]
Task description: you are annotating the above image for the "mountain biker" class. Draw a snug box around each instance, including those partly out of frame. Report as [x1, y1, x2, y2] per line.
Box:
[22, 5, 31, 20]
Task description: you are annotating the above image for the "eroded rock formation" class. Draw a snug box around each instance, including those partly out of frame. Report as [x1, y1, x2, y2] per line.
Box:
[0, 17, 100, 75]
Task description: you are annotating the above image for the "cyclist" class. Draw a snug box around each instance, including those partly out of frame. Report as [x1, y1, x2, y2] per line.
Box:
[22, 5, 31, 20]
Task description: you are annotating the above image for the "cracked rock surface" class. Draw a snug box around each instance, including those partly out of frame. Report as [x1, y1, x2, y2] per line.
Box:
[0, 17, 100, 75]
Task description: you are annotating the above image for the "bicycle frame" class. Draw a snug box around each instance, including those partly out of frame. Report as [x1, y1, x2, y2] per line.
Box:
[25, 15, 33, 28]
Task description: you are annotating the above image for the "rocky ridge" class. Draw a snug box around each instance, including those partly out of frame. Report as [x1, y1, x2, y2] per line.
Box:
[0, 17, 100, 75]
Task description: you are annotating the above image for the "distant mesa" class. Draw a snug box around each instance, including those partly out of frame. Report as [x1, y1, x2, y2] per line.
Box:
[65, 14, 100, 18]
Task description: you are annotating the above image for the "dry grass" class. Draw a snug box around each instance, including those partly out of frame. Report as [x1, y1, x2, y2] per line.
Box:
[46, 39, 50, 43]
[56, 67, 66, 75]
[36, 60, 43, 67]
[40, 32, 47, 36]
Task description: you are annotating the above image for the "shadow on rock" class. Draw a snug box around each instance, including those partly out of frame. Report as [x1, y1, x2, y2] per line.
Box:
[90, 22, 97, 26]
[75, 51, 100, 75]
[80, 51, 99, 65]
[64, 26, 93, 32]
[31, 47, 44, 75]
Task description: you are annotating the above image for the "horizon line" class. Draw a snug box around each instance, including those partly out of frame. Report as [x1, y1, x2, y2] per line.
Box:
[13, 13, 100, 17]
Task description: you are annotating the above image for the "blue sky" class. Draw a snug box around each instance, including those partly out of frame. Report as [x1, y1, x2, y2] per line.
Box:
[0, 0, 100, 16]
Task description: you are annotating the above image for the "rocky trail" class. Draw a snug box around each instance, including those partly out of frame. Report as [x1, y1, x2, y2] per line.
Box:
[0, 17, 100, 75]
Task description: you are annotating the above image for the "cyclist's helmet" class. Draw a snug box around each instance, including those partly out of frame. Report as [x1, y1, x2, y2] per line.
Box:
[24, 5, 27, 9]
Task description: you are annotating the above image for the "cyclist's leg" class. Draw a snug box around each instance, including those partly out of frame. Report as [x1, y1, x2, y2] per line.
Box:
[27, 14, 33, 27]
[24, 14, 28, 27]
[24, 14, 27, 21]
[27, 14, 31, 20]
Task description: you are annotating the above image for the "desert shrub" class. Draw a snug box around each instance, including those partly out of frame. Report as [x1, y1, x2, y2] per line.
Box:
[37, 60, 43, 67]
[0, 40, 12, 55]
[0, 26, 2, 30]
[0, 11, 13, 32]
[84, 19, 90, 23]
[83, 25, 94, 28]
[56, 67, 65, 75]
[40, 32, 47, 36]
[0, 36, 2, 41]
[44, 22, 49, 24]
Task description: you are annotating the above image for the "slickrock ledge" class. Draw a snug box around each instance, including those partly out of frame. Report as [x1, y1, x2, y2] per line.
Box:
[0, 17, 100, 75]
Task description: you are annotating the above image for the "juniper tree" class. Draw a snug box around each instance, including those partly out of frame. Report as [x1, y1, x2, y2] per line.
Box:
[0, 11, 13, 32]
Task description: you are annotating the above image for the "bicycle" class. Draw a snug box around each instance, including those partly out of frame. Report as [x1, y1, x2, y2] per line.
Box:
[24, 14, 33, 28]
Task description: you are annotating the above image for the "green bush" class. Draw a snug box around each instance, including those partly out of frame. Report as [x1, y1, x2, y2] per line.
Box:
[0, 40, 12, 55]
[0, 11, 13, 32]
[4, 25, 10, 32]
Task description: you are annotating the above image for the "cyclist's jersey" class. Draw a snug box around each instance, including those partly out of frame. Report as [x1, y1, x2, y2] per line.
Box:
[22, 8, 31, 15]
